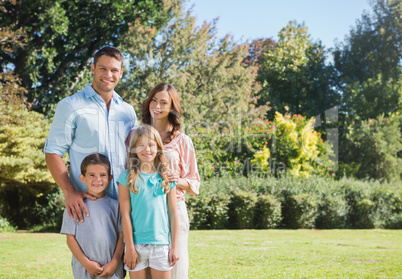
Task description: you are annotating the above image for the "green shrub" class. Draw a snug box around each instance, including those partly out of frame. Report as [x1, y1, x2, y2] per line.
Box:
[384, 213, 402, 229]
[32, 189, 65, 232]
[186, 195, 210, 230]
[253, 194, 282, 229]
[0, 216, 15, 232]
[280, 190, 319, 229]
[345, 112, 402, 182]
[228, 190, 257, 229]
[206, 194, 230, 229]
[186, 193, 230, 230]
[369, 186, 402, 228]
[354, 199, 375, 229]
[315, 193, 349, 229]
[0, 184, 64, 230]
[340, 180, 375, 229]
[185, 174, 402, 230]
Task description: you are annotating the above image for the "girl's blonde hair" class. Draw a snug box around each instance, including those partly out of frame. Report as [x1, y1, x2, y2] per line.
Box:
[126, 124, 170, 194]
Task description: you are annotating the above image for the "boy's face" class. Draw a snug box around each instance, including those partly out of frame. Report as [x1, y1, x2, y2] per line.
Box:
[79, 164, 112, 198]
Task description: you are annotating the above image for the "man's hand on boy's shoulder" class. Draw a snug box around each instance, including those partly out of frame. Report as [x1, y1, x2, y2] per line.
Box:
[64, 189, 96, 222]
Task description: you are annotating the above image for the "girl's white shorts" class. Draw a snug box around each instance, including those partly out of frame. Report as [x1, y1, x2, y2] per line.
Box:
[124, 244, 172, 272]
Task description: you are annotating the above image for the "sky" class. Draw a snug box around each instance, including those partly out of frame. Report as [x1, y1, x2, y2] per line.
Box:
[186, 0, 373, 50]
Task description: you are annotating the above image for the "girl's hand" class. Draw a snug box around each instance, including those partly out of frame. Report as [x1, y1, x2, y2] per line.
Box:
[169, 247, 180, 267]
[124, 247, 139, 271]
[84, 260, 103, 278]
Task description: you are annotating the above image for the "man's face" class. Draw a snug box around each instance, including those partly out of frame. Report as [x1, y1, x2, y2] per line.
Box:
[91, 55, 123, 94]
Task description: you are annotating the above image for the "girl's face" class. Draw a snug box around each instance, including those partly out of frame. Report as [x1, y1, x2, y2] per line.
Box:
[149, 90, 172, 120]
[135, 136, 158, 166]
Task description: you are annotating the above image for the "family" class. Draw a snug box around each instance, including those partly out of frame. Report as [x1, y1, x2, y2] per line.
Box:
[44, 46, 200, 279]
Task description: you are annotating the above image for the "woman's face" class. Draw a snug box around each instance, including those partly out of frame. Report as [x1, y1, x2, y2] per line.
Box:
[149, 90, 172, 120]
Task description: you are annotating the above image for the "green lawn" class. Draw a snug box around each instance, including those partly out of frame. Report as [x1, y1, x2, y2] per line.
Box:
[1, 230, 401, 278]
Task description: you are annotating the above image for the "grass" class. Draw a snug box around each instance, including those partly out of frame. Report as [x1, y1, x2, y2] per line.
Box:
[0, 230, 401, 278]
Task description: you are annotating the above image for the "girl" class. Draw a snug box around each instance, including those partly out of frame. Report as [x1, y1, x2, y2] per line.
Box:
[142, 83, 200, 279]
[118, 124, 179, 279]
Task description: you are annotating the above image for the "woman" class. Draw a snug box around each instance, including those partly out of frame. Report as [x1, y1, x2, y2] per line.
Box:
[142, 83, 200, 279]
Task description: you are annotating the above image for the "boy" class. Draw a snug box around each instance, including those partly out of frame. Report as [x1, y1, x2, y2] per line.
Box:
[61, 153, 124, 279]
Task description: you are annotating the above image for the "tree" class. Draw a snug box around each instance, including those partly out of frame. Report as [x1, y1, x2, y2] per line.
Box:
[243, 38, 276, 67]
[332, 0, 402, 180]
[333, 0, 402, 120]
[118, 0, 268, 127]
[0, 10, 53, 187]
[0, 0, 167, 113]
[346, 113, 402, 181]
[257, 21, 339, 120]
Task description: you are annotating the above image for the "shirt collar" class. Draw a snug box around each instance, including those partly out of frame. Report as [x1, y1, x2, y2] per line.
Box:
[83, 84, 123, 104]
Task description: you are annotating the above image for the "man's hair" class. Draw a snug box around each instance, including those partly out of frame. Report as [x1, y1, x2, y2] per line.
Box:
[93, 46, 123, 68]
[80, 153, 111, 176]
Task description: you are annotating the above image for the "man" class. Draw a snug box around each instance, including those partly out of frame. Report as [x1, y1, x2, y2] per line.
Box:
[45, 46, 137, 223]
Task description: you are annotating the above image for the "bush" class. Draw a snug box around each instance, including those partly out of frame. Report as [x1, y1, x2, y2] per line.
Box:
[370, 185, 402, 228]
[315, 193, 349, 229]
[354, 199, 375, 229]
[345, 112, 402, 182]
[186, 193, 230, 230]
[0, 184, 64, 230]
[185, 174, 402, 230]
[228, 190, 257, 229]
[253, 194, 282, 229]
[186, 195, 209, 230]
[384, 213, 402, 229]
[279, 189, 319, 229]
[32, 189, 65, 232]
[0, 216, 15, 232]
[206, 194, 230, 229]
[339, 180, 375, 229]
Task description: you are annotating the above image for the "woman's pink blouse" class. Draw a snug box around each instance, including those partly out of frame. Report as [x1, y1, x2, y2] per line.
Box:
[163, 132, 200, 200]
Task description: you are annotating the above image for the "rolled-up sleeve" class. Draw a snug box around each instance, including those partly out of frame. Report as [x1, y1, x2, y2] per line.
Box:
[44, 99, 75, 157]
[180, 136, 200, 195]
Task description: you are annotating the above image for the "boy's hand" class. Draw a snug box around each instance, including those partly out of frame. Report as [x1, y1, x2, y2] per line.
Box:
[98, 261, 117, 278]
[124, 248, 139, 271]
[169, 247, 179, 267]
[64, 189, 96, 222]
[84, 260, 104, 278]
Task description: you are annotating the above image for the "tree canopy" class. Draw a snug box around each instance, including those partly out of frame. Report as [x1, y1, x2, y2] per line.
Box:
[0, 0, 168, 113]
[118, 0, 268, 127]
[257, 21, 339, 119]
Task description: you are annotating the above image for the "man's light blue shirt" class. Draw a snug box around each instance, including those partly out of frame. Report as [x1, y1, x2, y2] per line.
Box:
[44, 84, 137, 200]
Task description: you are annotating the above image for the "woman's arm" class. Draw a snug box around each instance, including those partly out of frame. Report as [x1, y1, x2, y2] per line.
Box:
[177, 135, 201, 195]
[167, 187, 179, 266]
[118, 183, 138, 270]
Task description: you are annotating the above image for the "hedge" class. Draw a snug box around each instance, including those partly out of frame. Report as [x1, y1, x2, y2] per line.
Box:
[1, 174, 401, 230]
[185, 175, 402, 229]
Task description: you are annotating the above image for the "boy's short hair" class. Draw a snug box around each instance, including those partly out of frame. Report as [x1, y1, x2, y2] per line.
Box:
[80, 153, 111, 176]
[93, 46, 123, 68]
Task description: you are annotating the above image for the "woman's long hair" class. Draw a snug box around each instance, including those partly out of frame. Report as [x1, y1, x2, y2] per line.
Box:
[126, 124, 169, 194]
[142, 83, 182, 144]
